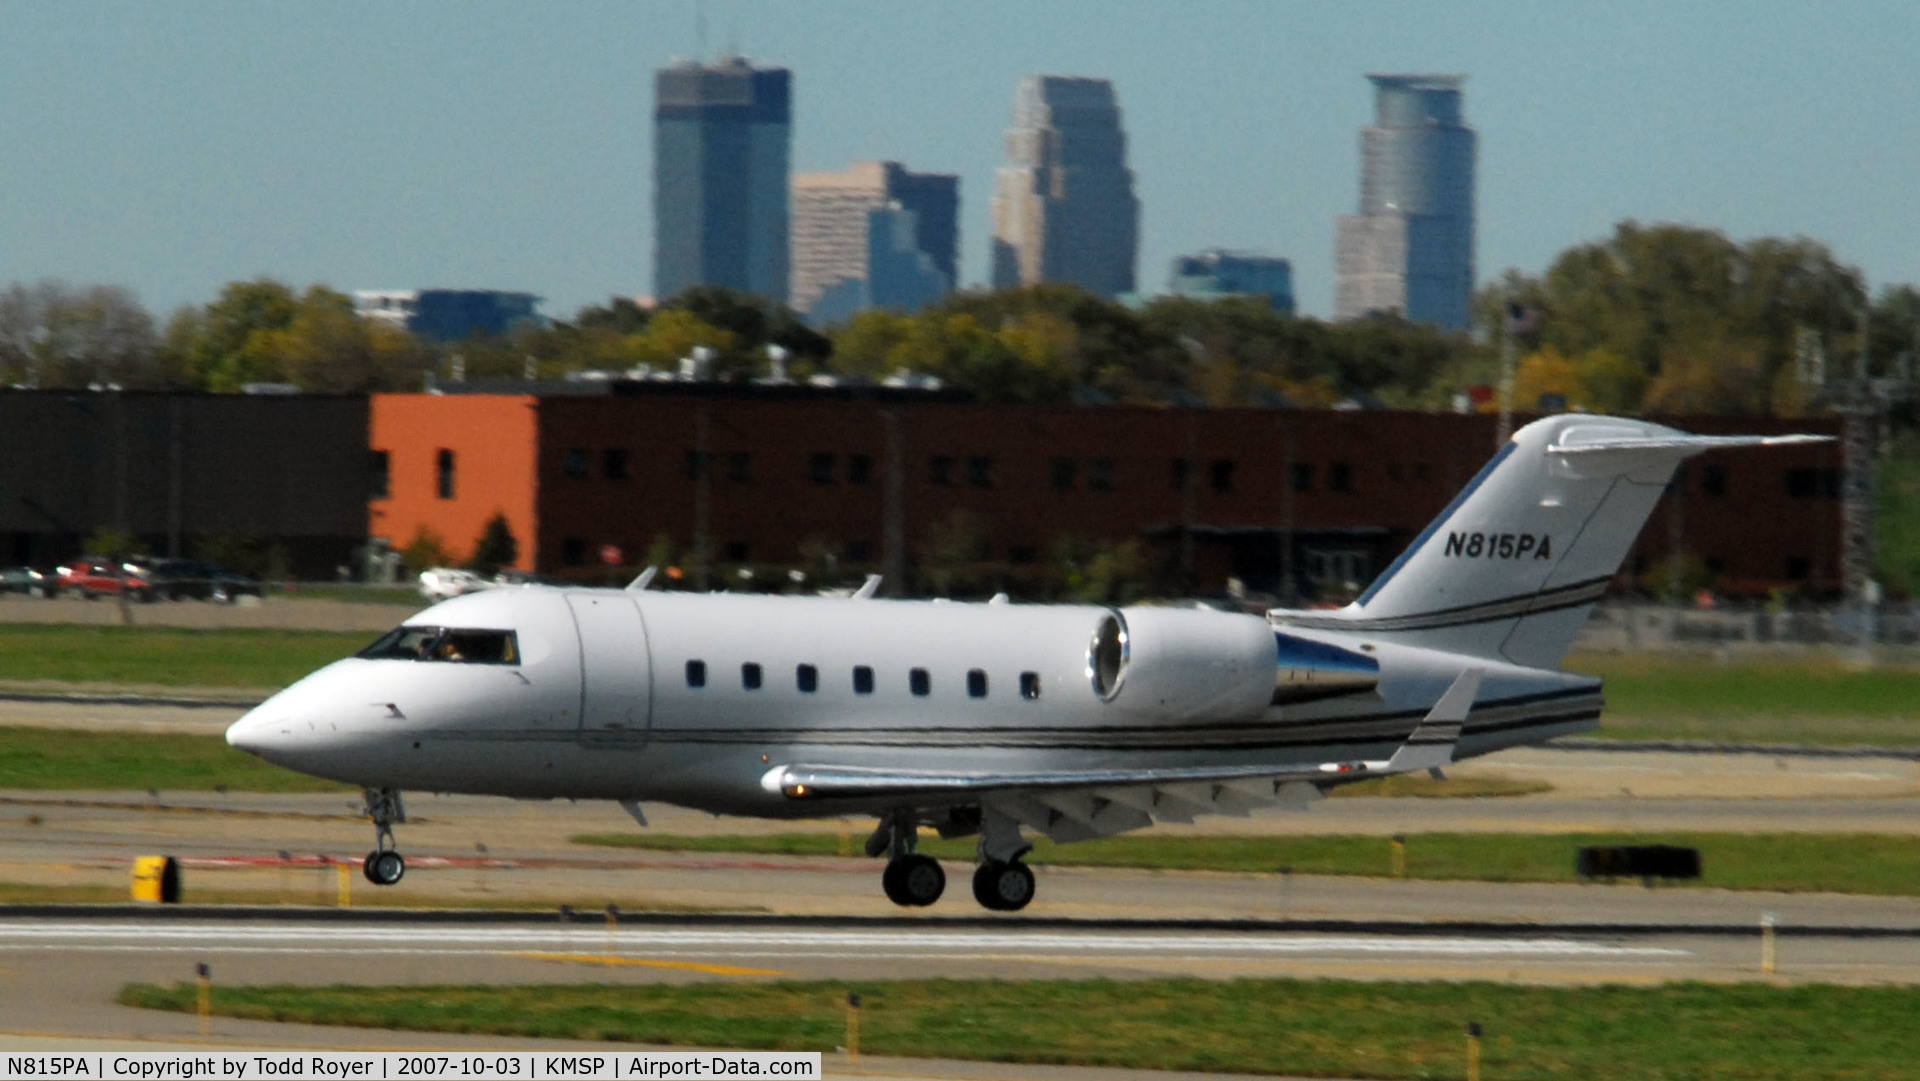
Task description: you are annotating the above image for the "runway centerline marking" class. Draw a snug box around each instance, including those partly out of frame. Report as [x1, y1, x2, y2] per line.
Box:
[0, 921, 1688, 959]
[513, 951, 788, 976]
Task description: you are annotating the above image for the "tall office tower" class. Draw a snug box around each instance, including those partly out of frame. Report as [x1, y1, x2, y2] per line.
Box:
[1334, 74, 1476, 330]
[791, 161, 958, 324]
[654, 57, 792, 305]
[990, 76, 1139, 298]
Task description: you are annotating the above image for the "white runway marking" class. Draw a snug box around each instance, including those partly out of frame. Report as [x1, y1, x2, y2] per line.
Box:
[0, 921, 1687, 959]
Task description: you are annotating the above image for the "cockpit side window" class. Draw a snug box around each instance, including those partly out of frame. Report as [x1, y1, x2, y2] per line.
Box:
[358, 625, 519, 665]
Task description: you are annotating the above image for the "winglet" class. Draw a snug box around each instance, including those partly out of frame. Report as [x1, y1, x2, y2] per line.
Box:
[1385, 667, 1480, 773]
[852, 574, 882, 600]
[625, 567, 658, 592]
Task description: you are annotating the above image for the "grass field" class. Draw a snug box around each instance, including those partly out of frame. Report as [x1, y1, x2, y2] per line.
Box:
[117, 977, 1920, 1079]
[0, 625, 365, 689]
[0, 726, 345, 791]
[569, 830, 1920, 896]
[1567, 651, 1920, 745]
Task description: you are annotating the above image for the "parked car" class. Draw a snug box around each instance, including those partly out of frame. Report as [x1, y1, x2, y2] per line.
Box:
[418, 567, 491, 602]
[54, 557, 154, 601]
[142, 559, 264, 602]
[0, 567, 51, 597]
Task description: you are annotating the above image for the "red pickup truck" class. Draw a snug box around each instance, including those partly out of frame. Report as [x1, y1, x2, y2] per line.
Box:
[55, 557, 154, 601]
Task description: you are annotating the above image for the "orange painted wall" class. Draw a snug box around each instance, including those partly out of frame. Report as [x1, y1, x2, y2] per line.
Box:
[369, 394, 539, 570]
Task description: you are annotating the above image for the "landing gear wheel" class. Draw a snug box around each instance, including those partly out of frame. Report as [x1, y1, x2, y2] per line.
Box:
[881, 853, 946, 907]
[363, 849, 405, 885]
[972, 859, 1035, 911]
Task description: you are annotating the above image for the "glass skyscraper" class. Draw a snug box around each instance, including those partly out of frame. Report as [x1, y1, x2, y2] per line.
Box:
[653, 57, 792, 305]
[990, 76, 1139, 299]
[1334, 74, 1476, 331]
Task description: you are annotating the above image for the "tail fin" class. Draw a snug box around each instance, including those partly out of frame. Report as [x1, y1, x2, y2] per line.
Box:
[1270, 415, 1829, 669]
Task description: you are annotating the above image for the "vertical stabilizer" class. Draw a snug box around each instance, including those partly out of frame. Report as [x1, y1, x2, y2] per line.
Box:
[1270, 415, 1829, 669]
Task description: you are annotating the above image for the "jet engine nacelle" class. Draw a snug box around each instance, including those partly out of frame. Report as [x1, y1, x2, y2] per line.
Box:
[1103, 606, 1276, 723]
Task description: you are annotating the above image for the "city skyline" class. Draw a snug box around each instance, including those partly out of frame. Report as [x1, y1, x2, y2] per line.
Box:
[0, 2, 1915, 324]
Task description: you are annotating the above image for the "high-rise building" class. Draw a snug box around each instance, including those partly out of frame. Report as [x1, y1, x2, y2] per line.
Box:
[990, 76, 1139, 299]
[791, 161, 958, 324]
[1335, 74, 1476, 330]
[653, 57, 792, 305]
[1168, 251, 1296, 314]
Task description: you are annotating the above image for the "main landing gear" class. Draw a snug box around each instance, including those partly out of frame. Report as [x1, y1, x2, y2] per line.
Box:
[361, 787, 407, 886]
[868, 806, 1037, 911]
[871, 810, 944, 907]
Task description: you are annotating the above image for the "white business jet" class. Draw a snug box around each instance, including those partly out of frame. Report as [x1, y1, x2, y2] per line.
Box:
[228, 415, 1824, 910]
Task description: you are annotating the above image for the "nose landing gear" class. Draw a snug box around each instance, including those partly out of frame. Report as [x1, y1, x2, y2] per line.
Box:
[361, 787, 407, 885]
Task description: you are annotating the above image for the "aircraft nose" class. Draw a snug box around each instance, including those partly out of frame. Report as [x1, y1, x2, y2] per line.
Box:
[226, 705, 275, 755]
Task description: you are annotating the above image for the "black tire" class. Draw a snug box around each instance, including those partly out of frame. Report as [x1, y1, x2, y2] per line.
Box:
[363, 850, 405, 886]
[881, 854, 946, 907]
[972, 860, 1036, 911]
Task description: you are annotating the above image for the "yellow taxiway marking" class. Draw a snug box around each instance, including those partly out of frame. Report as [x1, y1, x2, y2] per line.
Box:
[514, 951, 787, 977]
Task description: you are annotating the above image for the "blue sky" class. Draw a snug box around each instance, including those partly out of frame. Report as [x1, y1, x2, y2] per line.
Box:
[1, 1, 1915, 323]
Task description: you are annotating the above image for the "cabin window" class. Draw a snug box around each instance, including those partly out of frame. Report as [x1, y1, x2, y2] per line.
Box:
[909, 668, 930, 697]
[1020, 672, 1041, 700]
[797, 664, 818, 693]
[685, 660, 706, 688]
[967, 669, 988, 698]
[853, 666, 875, 694]
[358, 626, 519, 665]
[741, 662, 762, 690]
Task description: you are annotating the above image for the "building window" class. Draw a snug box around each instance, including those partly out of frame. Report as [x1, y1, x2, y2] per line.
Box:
[563, 448, 590, 478]
[1330, 462, 1353, 493]
[725, 541, 750, 563]
[1020, 672, 1041, 700]
[847, 454, 872, 485]
[1387, 462, 1404, 482]
[1787, 467, 1840, 499]
[1170, 458, 1191, 491]
[1293, 462, 1314, 492]
[796, 664, 818, 693]
[603, 449, 630, 480]
[909, 667, 930, 697]
[928, 455, 955, 486]
[1088, 458, 1115, 491]
[561, 537, 586, 567]
[727, 452, 752, 483]
[741, 662, 762, 690]
[1702, 464, 1728, 497]
[684, 660, 706, 688]
[1210, 459, 1235, 493]
[1786, 555, 1811, 580]
[967, 669, 988, 698]
[853, 665, 874, 695]
[436, 448, 456, 500]
[847, 540, 873, 563]
[370, 450, 390, 500]
[1008, 545, 1037, 565]
[968, 456, 994, 488]
[1052, 457, 1077, 490]
[685, 450, 709, 481]
[809, 452, 835, 484]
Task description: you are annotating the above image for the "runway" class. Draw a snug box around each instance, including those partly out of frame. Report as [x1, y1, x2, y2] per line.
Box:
[6, 697, 1920, 1071]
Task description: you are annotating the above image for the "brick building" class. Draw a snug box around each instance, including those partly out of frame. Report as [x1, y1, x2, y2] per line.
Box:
[369, 384, 1844, 600]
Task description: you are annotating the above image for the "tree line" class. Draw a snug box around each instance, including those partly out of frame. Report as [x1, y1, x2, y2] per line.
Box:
[4, 220, 1916, 417]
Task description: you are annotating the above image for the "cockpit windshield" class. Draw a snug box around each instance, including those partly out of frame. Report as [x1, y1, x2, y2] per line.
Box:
[358, 625, 519, 665]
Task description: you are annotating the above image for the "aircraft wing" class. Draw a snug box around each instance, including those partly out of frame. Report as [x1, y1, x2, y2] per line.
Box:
[765, 669, 1480, 843]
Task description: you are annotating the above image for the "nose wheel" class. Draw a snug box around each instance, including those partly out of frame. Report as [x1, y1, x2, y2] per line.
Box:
[360, 787, 407, 886]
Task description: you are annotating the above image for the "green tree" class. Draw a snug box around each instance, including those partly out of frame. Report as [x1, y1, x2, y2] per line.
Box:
[468, 513, 519, 576]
